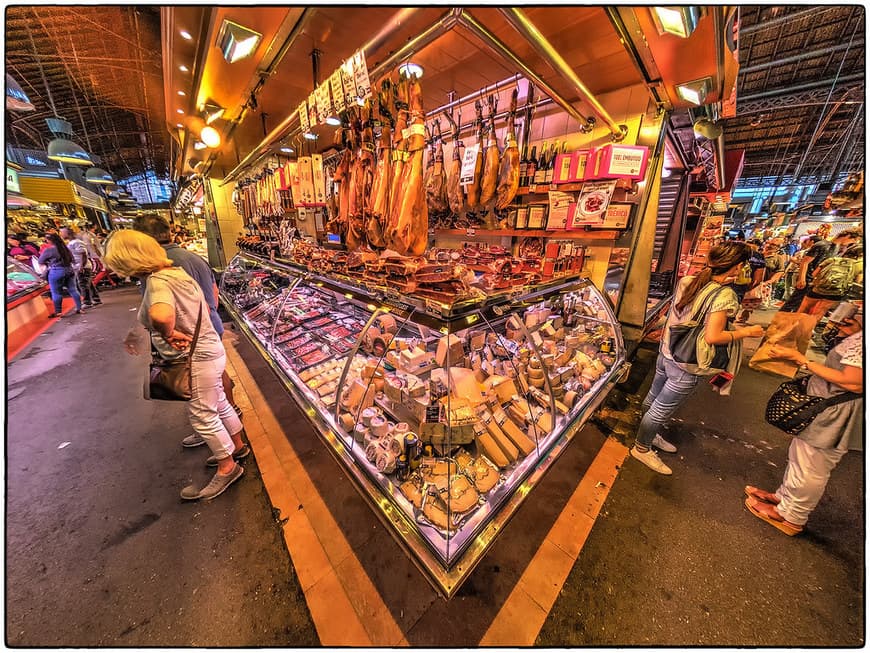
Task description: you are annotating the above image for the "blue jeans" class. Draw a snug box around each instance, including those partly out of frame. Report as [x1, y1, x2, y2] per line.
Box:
[635, 353, 700, 447]
[47, 267, 82, 314]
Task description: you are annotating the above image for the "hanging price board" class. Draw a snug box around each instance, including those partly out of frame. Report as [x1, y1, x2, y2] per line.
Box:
[307, 95, 319, 129]
[341, 59, 357, 106]
[315, 81, 331, 123]
[298, 101, 309, 133]
[351, 50, 372, 101]
[329, 70, 345, 113]
[459, 144, 480, 186]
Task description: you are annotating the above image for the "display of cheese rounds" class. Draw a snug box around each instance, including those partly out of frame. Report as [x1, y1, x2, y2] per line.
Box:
[564, 390, 578, 407]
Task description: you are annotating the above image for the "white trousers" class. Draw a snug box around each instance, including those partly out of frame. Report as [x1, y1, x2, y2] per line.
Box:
[189, 353, 242, 460]
[776, 437, 847, 526]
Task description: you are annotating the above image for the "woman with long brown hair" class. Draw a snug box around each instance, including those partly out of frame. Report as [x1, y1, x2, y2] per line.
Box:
[631, 242, 765, 475]
[38, 232, 83, 318]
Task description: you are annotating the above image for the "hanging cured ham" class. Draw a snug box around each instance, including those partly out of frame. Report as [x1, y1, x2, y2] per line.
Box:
[425, 119, 449, 219]
[465, 100, 485, 212]
[495, 88, 520, 210]
[391, 73, 428, 256]
[443, 110, 464, 216]
[385, 78, 410, 251]
[479, 95, 500, 207]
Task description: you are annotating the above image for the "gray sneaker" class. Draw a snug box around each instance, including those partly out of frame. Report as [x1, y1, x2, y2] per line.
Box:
[652, 434, 677, 453]
[205, 444, 251, 467]
[180, 464, 244, 501]
[630, 447, 672, 475]
[182, 433, 206, 448]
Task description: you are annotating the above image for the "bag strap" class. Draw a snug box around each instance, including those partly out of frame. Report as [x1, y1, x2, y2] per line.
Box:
[688, 283, 727, 324]
[813, 386, 861, 410]
[188, 303, 204, 357]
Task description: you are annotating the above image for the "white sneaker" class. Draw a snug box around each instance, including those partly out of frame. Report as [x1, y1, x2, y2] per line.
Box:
[652, 434, 677, 453]
[630, 447, 673, 475]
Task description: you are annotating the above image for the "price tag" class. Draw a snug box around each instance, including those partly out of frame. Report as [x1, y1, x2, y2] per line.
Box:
[329, 70, 345, 113]
[298, 101, 309, 133]
[459, 143, 480, 185]
[528, 183, 537, 194]
[340, 60, 356, 107]
[466, 227, 476, 236]
[351, 50, 372, 101]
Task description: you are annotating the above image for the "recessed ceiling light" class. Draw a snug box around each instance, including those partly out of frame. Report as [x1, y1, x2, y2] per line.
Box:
[180, 30, 193, 40]
[303, 132, 317, 140]
[179, 65, 189, 73]
[217, 19, 262, 63]
[177, 108, 185, 114]
[397, 62, 424, 79]
[194, 141, 207, 151]
[177, 90, 186, 96]
[280, 147, 294, 153]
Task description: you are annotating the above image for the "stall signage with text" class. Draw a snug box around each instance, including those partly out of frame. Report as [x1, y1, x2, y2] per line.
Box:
[298, 101, 309, 133]
[6, 166, 20, 193]
[569, 180, 617, 227]
[459, 144, 480, 185]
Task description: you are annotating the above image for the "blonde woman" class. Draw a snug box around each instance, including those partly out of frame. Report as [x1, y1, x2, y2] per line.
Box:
[105, 230, 249, 501]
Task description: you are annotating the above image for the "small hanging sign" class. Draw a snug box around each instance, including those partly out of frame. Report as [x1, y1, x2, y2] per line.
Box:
[315, 81, 331, 124]
[459, 144, 480, 186]
[351, 50, 372, 102]
[330, 70, 345, 113]
[298, 100, 309, 133]
[341, 59, 357, 107]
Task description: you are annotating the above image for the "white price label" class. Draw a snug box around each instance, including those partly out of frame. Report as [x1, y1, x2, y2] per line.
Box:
[298, 101, 309, 133]
[341, 59, 356, 106]
[315, 81, 331, 123]
[459, 144, 480, 185]
[351, 50, 372, 101]
[330, 70, 345, 113]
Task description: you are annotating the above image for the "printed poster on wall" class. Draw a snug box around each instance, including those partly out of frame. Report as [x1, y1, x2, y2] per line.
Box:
[570, 179, 617, 226]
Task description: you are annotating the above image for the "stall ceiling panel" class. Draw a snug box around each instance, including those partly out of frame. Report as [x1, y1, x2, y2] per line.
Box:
[5, 5, 170, 178]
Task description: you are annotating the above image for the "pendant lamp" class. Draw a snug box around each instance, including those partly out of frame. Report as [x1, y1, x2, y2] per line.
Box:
[85, 167, 114, 184]
[47, 138, 93, 165]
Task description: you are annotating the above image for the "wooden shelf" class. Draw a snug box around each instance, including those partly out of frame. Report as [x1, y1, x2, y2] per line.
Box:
[434, 228, 620, 240]
[516, 183, 637, 198]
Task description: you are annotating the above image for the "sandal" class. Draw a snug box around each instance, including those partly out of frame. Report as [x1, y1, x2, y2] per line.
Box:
[744, 497, 803, 536]
[744, 485, 779, 505]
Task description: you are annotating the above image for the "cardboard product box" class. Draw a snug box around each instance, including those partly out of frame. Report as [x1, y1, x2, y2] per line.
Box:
[298, 156, 316, 204]
[435, 334, 464, 367]
[568, 149, 590, 182]
[585, 144, 650, 181]
[286, 161, 302, 206]
[311, 153, 326, 204]
[552, 152, 575, 184]
[597, 202, 633, 229]
[527, 205, 547, 230]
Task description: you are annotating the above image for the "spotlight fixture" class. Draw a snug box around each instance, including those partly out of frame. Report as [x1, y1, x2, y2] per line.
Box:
[397, 62, 424, 79]
[177, 108, 185, 114]
[676, 77, 712, 106]
[325, 116, 342, 127]
[47, 138, 93, 165]
[651, 7, 705, 38]
[176, 123, 184, 128]
[194, 141, 207, 151]
[200, 125, 221, 148]
[179, 65, 189, 72]
[201, 99, 225, 125]
[280, 147, 294, 153]
[217, 19, 262, 63]
[303, 132, 318, 140]
[177, 90, 186, 96]
[180, 29, 193, 40]
[85, 167, 114, 184]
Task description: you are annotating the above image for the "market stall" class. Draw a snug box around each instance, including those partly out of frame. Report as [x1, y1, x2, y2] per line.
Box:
[6, 257, 49, 357]
[165, 5, 730, 595]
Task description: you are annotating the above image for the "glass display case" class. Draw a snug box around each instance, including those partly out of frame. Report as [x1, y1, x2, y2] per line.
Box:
[7, 256, 45, 304]
[220, 252, 627, 596]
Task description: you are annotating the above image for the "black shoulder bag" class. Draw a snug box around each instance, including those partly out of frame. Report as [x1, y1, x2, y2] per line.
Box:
[145, 305, 203, 401]
[668, 284, 729, 368]
[765, 375, 860, 435]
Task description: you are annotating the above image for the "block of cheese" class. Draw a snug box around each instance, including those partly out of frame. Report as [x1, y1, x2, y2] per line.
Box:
[474, 425, 509, 468]
[485, 375, 518, 404]
[539, 321, 556, 339]
[482, 417, 519, 462]
[469, 330, 486, 351]
[434, 334, 464, 367]
[491, 407, 536, 455]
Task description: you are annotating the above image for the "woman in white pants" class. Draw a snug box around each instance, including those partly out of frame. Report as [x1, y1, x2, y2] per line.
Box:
[105, 230, 249, 501]
[744, 313, 863, 535]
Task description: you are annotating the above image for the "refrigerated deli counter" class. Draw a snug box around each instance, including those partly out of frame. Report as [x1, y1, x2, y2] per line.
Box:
[220, 251, 627, 596]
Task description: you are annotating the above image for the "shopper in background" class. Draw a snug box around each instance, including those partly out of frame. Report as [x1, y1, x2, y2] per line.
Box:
[779, 232, 839, 312]
[104, 230, 249, 501]
[733, 243, 765, 323]
[631, 242, 764, 475]
[782, 236, 819, 302]
[744, 312, 862, 535]
[8, 233, 39, 266]
[756, 238, 786, 309]
[38, 233, 83, 318]
[797, 230, 863, 316]
[75, 229, 103, 306]
[132, 213, 243, 442]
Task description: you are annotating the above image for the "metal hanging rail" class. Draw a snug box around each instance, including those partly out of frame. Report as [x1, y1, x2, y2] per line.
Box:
[425, 73, 520, 119]
[496, 8, 626, 141]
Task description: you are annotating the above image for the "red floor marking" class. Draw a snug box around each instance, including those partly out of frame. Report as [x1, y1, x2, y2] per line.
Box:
[7, 297, 76, 360]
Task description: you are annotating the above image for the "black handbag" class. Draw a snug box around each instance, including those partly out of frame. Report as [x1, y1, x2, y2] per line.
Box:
[765, 375, 860, 435]
[144, 306, 203, 401]
[668, 285, 729, 368]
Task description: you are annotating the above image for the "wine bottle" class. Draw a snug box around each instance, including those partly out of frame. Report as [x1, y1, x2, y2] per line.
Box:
[519, 145, 529, 187]
[545, 141, 558, 184]
[534, 141, 548, 184]
[526, 145, 538, 188]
